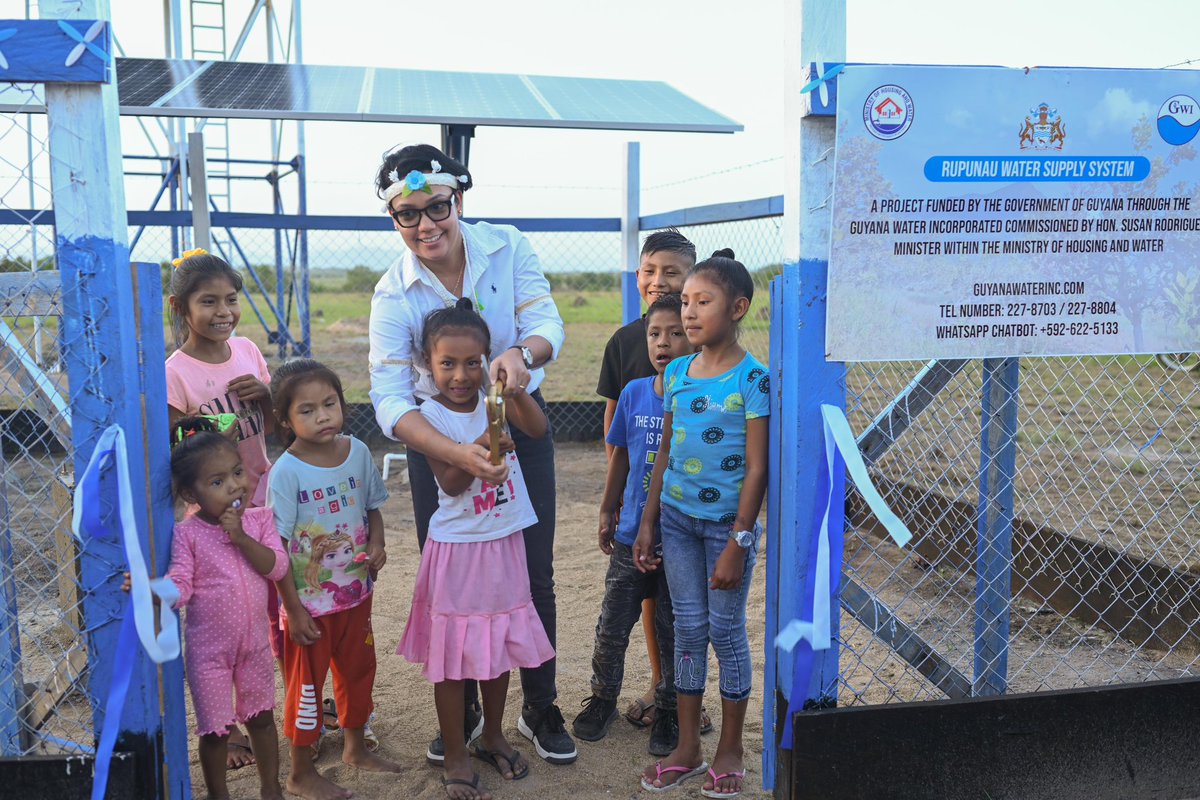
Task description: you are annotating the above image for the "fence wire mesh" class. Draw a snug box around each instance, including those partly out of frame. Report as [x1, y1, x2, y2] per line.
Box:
[0, 89, 93, 757]
[117, 215, 782, 439]
[840, 355, 1200, 705]
[7, 182, 1196, 723]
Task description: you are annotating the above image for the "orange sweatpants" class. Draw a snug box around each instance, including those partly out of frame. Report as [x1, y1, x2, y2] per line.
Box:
[282, 595, 376, 746]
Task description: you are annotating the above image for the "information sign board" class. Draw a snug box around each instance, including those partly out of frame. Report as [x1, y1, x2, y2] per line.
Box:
[828, 65, 1200, 361]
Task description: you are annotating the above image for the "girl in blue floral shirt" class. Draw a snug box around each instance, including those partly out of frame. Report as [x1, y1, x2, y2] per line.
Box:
[633, 249, 769, 798]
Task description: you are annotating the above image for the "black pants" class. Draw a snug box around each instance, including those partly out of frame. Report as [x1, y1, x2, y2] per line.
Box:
[589, 541, 676, 710]
[408, 390, 558, 711]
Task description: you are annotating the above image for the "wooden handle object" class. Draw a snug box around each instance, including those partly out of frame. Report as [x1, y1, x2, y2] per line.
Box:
[487, 381, 506, 465]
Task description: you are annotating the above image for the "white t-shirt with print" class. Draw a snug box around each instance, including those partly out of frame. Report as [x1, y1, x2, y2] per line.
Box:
[420, 393, 537, 544]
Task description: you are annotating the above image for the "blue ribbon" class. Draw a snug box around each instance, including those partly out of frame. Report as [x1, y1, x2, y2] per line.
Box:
[73, 425, 180, 800]
[776, 405, 913, 748]
[799, 62, 844, 95]
[91, 598, 137, 800]
[57, 20, 111, 65]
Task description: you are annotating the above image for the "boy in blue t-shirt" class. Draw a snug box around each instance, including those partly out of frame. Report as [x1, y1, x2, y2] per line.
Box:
[573, 294, 695, 756]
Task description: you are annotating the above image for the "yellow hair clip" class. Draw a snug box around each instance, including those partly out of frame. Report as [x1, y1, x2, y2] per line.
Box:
[171, 247, 209, 269]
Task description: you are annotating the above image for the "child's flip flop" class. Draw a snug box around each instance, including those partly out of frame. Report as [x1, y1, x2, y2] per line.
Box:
[472, 745, 529, 780]
[442, 772, 485, 799]
[701, 768, 746, 799]
[640, 761, 709, 793]
[624, 697, 655, 728]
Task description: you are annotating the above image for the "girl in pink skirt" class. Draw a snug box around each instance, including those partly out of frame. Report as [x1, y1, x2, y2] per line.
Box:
[398, 297, 555, 800]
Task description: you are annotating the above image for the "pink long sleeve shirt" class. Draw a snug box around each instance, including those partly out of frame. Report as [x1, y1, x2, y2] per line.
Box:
[169, 507, 289, 652]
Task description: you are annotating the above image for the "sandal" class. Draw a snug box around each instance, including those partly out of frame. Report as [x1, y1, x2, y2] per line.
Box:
[472, 744, 529, 780]
[640, 760, 709, 793]
[323, 698, 340, 730]
[225, 740, 256, 771]
[442, 772, 485, 799]
[624, 697, 656, 728]
[363, 712, 379, 752]
[701, 768, 746, 799]
[700, 707, 714, 735]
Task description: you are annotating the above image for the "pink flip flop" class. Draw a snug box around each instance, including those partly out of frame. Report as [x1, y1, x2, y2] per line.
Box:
[640, 760, 709, 793]
[701, 768, 746, 798]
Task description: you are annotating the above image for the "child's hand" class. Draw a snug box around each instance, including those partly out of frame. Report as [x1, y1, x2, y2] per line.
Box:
[219, 503, 246, 541]
[632, 528, 661, 573]
[597, 510, 616, 555]
[472, 430, 515, 455]
[453, 442, 511, 485]
[286, 604, 322, 646]
[364, 542, 386, 580]
[709, 545, 747, 590]
[227, 374, 270, 404]
[120, 571, 162, 607]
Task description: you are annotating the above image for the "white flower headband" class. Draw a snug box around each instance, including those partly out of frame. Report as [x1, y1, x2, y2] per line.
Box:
[381, 160, 469, 211]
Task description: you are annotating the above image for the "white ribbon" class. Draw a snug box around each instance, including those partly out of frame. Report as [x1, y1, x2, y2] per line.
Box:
[72, 425, 180, 664]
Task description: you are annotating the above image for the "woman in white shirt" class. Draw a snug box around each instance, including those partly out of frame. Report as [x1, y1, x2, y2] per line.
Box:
[367, 144, 576, 767]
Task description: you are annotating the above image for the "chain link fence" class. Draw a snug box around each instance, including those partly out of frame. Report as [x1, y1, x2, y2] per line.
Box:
[113, 212, 783, 440]
[839, 355, 1200, 705]
[0, 86, 94, 757]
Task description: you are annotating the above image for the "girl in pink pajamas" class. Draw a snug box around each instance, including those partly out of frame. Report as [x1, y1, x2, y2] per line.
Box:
[163, 416, 290, 800]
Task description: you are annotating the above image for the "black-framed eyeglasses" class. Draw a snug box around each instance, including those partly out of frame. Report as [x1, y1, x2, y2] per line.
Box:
[390, 194, 456, 228]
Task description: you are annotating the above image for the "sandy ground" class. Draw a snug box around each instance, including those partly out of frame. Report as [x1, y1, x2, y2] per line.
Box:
[211, 441, 771, 800]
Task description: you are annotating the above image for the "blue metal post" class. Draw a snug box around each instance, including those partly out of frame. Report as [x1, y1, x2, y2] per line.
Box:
[974, 357, 1020, 696]
[134, 261, 191, 797]
[766, 0, 846, 791]
[297, 154, 311, 356]
[271, 170, 286, 359]
[620, 142, 641, 325]
[44, 0, 178, 795]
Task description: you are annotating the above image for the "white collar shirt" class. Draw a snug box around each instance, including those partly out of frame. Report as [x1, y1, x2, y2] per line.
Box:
[368, 220, 565, 440]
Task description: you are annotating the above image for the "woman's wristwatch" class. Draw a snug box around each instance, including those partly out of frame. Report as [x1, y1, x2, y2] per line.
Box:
[729, 529, 755, 549]
[509, 344, 534, 369]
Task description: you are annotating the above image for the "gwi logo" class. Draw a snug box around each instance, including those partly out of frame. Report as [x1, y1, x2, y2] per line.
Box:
[1157, 95, 1199, 146]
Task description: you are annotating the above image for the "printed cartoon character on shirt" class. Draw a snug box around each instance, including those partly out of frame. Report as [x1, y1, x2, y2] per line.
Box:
[289, 522, 370, 616]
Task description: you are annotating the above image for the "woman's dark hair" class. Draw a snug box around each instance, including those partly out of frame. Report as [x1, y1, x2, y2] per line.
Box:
[420, 297, 492, 359]
[688, 248, 755, 307]
[375, 143, 474, 201]
[170, 415, 237, 494]
[271, 358, 348, 447]
[641, 228, 696, 263]
[168, 252, 244, 346]
[645, 292, 683, 323]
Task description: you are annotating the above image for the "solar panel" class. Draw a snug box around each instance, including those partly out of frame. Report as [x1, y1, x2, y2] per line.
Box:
[0, 57, 741, 133]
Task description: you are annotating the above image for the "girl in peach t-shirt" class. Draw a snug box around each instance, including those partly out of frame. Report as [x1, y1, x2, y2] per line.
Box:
[165, 249, 273, 506]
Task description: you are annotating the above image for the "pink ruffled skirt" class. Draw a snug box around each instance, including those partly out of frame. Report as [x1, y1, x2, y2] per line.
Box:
[397, 532, 555, 683]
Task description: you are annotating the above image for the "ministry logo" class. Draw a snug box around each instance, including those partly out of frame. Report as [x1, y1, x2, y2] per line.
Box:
[863, 85, 914, 140]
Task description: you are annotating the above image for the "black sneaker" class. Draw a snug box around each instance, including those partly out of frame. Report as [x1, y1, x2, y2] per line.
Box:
[648, 706, 679, 757]
[571, 695, 619, 742]
[426, 702, 485, 764]
[517, 704, 578, 764]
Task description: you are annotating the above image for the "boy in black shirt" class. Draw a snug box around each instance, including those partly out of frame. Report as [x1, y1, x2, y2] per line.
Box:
[594, 228, 695, 730]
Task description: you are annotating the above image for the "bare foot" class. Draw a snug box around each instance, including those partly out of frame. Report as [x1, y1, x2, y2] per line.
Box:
[342, 748, 402, 773]
[285, 770, 352, 800]
[704, 748, 746, 796]
[261, 784, 285, 800]
[227, 727, 256, 770]
[640, 745, 706, 790]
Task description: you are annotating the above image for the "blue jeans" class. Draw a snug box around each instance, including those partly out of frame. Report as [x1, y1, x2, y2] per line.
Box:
[659, 502, 760, 702]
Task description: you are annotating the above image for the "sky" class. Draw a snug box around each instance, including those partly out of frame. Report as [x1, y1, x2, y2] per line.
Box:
[7, 0, 1200, 220]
